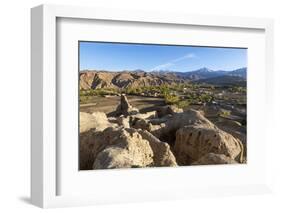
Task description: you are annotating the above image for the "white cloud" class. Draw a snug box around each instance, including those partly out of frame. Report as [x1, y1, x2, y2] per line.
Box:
[150, 53, 196, 71]
[151, 62, 174, 71]
[172, 53, 195, 62]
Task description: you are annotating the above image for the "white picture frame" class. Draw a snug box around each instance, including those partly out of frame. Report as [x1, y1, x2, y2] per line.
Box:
[31, 4, 274, 208]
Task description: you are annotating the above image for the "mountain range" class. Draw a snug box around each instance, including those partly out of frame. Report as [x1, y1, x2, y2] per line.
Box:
[79, 67, 247, 90]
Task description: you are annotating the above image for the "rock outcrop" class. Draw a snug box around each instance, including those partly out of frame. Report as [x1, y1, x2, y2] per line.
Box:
[80, 97, 246, 170]
[93, 128, 154, 169]
[132, 111, 157, 120]
[80, 112, 115, 133]
[151, 109, 215, 144]
[156, 105, 183, 118]
[215, 119, 247, 163]
[116, 115, 130, 128]
[131, 118, 152, 131]
[137, 130, 177, 167]
[79, 112, 118, 169]
[80, 126, 177, 170]
[80, 128, 100, 170]
[192, 153, 237, 165]
[79, 72, 96, 90]
[115, 94, 139, 116]
[174, 124, 244, 165]
[215, 119, 246, 143]
[91, 72, 117, 89]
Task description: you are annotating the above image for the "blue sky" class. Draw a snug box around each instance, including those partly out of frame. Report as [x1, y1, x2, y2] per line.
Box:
[79, 41, 247, 72]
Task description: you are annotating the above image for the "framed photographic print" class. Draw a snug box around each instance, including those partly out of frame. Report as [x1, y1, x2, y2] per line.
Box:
[31, 4, 274, 208]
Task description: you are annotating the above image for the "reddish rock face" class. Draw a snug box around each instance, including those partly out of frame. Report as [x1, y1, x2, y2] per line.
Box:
[79, 70, 187, 90]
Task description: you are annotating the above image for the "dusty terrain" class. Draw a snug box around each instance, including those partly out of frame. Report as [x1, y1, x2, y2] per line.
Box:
[79, 69, 247, 170]
[80, 95, 165, 115]
[79, 94, 246, 170]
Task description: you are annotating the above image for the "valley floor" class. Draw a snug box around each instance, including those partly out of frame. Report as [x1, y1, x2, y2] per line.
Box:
[79, 94, 247, 170]
[80, 95, 166, 115]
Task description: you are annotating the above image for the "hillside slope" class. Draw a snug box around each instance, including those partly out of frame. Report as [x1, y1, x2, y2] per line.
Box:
[79, 68, 247, 89]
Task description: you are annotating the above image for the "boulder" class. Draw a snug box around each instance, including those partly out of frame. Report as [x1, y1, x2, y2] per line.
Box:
[149, 115, 172, 125]
[92, 127, 154, 169]
[81, 126, 177, 170]
[137, 130, 177, 167]
[215, 119, 246, 143]
[130, 117, 167, 135]
[192, 153, 237, 165]
[80, 112, 96, 133]
[215, 119, 247, 163]
[156, 105, 183, 118]
[107, 117, 119, 124]
[166, 109, 215, 129]
[93, 146, 144, 169]
[174, 124, 244, 165]
[116, 115, 130, 128]
[80, 111, 114, 133]
[151, 109, 215, 144]
[115, 94, 139, 116]
[132, 110, 157, 120]
[80, 129, 100, 170]
[131, 118, 152, 131]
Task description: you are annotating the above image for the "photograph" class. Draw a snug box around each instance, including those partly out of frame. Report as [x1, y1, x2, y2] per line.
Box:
[79, 41, 247, 170]
[26, 2, 278, 209]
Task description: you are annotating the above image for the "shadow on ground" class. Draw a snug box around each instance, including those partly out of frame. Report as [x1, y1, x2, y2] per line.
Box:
[18, 196, 31, 205]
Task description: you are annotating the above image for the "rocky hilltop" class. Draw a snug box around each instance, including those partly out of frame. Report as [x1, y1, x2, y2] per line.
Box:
[79, 67, 247, 90]
[79, 70, 184, 90]
[80, 94, 246, 170]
